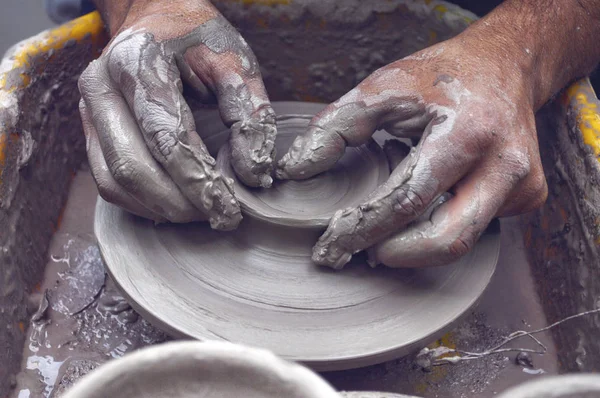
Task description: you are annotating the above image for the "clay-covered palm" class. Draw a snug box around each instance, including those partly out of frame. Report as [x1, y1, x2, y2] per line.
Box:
[78, 0, 276, 230]
[277, 38, 547, 269]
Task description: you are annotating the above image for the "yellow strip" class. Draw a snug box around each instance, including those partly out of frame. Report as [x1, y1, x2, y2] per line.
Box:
[0, 11, 105, 91]
[0, 11, 106, 186]
[565, 79, 600, 158]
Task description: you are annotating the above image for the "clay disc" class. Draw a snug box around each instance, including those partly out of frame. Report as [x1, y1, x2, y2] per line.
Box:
[216, 115, 389, 228]
[96, 199, 500, 371]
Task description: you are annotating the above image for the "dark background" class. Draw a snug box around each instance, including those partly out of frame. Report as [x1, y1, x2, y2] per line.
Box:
[454, 0, 600, 92]
[0, 1, 597, 96]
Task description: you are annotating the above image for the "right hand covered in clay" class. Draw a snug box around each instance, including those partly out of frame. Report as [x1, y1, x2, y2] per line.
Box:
[276, 0, 600, 269]
[78, 0, 276, 230]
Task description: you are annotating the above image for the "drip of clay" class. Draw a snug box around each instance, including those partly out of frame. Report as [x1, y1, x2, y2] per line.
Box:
[216, 114, 389, 228]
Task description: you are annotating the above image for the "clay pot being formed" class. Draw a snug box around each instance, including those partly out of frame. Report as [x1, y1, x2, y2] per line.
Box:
[215, 112, 389, 228]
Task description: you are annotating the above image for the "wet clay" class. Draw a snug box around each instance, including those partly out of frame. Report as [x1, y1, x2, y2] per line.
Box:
[216, 103, 389, 228]
[95, 191, 500, 370]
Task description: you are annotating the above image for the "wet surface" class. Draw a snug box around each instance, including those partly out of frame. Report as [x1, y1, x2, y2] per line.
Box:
[12, 167, 169, 398]
[11, 166, 559, 397]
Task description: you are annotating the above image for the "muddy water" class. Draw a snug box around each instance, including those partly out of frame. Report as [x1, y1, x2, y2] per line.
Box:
[11, 166, 559, 397]
[12, 167, 169, 398]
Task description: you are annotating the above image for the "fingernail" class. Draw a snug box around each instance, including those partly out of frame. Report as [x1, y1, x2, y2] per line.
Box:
[259, 174, 273, 188]
[332, 252, 353, 269]
[311, 245, 353, 270]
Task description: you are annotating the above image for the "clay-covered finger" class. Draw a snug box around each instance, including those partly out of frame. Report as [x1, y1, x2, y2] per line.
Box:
[101, 33, 242, 230]
[217, 78, 277, 188]
[183, 16, 277, 188]
[276, 81, 429, 180]
[78, 61, 207, 224]
[81, 101, 164, 222]
[311, 116, 483, 269]
[368, 159, 526, 267]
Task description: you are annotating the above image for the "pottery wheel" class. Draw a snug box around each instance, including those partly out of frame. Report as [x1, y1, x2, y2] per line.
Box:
[96, 102, 501, 371]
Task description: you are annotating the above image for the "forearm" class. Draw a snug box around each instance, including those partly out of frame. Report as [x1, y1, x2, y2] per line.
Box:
[463, 0, 600, 110]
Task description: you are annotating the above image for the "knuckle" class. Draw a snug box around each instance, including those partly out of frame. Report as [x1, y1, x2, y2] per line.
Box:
[149, 128, 179, 160]
[106, 37, 147, 80]
[78, 61, 103, 96]
[478, 109, 503, 133]
[91, 167, 122, 204]
[95, 179, 118, 203]
[503, 148, 531, 181]
[516, 173, 549, 214]
[109, 156, 140, 188]
[530, 171, 549, 202]
[392, 185, 430, 217]
[107, 41, 134, 69]
[446, 234, 475, 260]
[361, 65, 397, 89]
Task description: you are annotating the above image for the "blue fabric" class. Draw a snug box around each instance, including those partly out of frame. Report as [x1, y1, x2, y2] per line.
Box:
[45, 0, 95, 24]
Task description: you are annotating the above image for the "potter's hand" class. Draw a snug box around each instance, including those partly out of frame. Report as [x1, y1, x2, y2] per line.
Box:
[78, 0, 276, 230]
[277, 0, 600, 268]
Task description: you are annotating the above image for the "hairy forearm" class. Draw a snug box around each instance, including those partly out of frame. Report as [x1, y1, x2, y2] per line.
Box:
[463, 0, 600, 110]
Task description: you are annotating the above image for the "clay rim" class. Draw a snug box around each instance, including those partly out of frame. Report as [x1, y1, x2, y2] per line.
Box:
[216, 114, 390, 229]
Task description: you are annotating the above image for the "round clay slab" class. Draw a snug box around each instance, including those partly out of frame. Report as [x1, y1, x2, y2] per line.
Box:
[216, 115, 389, 228]
[96, 199, 500, 371]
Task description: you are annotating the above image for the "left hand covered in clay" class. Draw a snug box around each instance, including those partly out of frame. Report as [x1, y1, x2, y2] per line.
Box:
[276, 0, 600, 269]
[78, 0, 276, 230]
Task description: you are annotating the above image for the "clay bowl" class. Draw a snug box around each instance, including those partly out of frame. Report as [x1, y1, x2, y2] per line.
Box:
[216, 114, 389, 228]
[62, 341, 341, 398]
